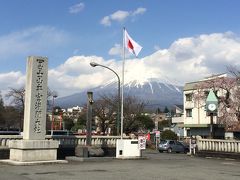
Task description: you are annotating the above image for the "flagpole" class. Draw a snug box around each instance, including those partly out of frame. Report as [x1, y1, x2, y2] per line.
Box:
[121, 27, 125, 139]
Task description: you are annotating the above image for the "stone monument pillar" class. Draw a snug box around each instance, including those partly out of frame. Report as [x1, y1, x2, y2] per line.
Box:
[8, 56, 59, 163]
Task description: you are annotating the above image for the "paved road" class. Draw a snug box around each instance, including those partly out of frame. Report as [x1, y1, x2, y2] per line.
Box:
[1, 150, 240, 180]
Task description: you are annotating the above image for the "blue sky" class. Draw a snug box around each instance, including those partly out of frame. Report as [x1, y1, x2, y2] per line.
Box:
[1, 0, 240, 99]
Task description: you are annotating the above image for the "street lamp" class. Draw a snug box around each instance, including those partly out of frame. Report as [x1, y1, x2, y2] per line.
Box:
[90, 62, 121, 136]
[86, 91, 94, 146]
[51, 92, 58, 135]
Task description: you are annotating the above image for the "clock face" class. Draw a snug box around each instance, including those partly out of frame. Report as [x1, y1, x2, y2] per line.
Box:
[208, 104, 216, 111]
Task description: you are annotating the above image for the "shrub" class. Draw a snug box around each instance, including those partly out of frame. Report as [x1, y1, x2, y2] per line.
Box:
[161, 130, 177, 140]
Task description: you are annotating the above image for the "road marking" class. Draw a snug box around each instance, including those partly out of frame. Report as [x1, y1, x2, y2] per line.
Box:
[224, 158, 235, 161]
[205, 157, 213, 159]
[222, 162, 235, 165]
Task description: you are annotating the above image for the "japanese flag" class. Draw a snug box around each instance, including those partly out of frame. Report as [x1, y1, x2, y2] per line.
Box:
[124, 29, 142, 57]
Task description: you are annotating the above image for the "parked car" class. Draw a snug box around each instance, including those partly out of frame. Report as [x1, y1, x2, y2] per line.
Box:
[158, 140, 189, 153]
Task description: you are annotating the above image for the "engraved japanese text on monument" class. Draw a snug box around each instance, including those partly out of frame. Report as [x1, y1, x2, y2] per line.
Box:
[34, 59, 45, 133]
[23, 56, 48, 140]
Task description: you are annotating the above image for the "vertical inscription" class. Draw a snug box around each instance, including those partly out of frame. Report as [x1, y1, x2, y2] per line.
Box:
[33, 59, 44, 133]
[23, 56, 48, 140]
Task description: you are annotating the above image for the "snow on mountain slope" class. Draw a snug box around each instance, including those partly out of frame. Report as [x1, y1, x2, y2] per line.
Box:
[55, 78, 183, 110]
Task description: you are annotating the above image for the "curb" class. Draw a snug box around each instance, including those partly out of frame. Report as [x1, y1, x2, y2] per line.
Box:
[196, 151, 240, 160]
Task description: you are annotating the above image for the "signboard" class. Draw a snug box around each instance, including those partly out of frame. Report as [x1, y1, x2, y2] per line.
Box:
[138, 136, 146, 150]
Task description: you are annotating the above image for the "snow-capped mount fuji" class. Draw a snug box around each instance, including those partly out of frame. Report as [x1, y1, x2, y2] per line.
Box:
[121, 78, 183, 109]
[55, 78, 183, 110]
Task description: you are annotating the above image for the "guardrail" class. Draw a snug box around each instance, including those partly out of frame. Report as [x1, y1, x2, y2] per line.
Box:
[197, 138, 240, 153]
[0, 135, 126, 148]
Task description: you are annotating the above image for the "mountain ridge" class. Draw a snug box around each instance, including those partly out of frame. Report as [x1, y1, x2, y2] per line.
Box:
[55, 78, 183, 110]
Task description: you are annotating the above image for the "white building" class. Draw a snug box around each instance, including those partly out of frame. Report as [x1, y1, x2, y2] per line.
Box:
[67, 106, 83, 113]
[183, 74, 226, 138]
[171, 105, 184, 138]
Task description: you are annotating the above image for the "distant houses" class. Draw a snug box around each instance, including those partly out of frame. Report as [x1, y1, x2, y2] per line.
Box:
[48, 73, 240, 140]
[48, 106, 83, 130]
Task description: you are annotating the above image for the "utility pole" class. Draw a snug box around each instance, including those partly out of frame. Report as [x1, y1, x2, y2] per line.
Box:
[210, 113, 214, 138]
[86, 91, 93, 146]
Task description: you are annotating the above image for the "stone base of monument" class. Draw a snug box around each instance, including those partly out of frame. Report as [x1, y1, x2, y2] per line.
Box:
[0, 140, 67, 165]
[75, 145, 104, 157]
[88, 146, 105, 157]
[66, 145, 110, 162]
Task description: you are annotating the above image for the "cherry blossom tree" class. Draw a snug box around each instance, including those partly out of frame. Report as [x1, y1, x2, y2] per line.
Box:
[193, 75, 240, 130]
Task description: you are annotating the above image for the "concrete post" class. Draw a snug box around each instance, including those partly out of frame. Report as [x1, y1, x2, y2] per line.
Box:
[86, 92, 93, 146]
[210, 113, 214, 139]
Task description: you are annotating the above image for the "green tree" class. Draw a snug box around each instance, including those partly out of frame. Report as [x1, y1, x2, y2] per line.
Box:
[71, 111, 87, 132]
[91, 94, 146, 135]
[134, 114, 155, 131]
[163, 106, 169, 113]
[123, 96, 146, 134]
[160, 129, 177, 140]
[93, 95, 117, 135]
[63, 117, 74, 130]
[156, 107, 162, 114]
[5, 87, 25, 130]
[5, 87, 58, 131]
[3, 106, 20, 130]
[158, 120, 169, 130]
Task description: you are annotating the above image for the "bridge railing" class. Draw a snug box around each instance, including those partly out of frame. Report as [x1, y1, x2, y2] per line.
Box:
[46, 135, 124, 147]
[0, 135, 22, 147]
[197, 138, 240, 153]
[0, 135, 126, 148]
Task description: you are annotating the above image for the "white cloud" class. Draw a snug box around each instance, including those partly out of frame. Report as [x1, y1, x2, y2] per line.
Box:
[0, 71, 25, 102]
[108, 44, 122, 56]
[1, 32, 240, 99]
[100, 7, 146, 26]
[0, 26, 70, 59]
[110, 10, 130, 22]
[69, 3, 85, 14]
[100, 16, 111, 26]
[48, 56, 119, 96]
[0, 71, 25, 88]
[108, 44, 133, 58]
[132, 7, 147, 16]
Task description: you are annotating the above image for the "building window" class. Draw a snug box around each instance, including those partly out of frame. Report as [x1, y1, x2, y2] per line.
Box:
[185, 93, 192, 101]
[186, 109, 192, 117]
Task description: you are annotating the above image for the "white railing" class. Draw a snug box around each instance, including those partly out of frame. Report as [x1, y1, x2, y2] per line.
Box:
[172, 116, 184, 124]
[197, 138, 240, 153]
[0, 135, 22, 147]
[0, 135, 127, 148]
[46, 135, 124, 147]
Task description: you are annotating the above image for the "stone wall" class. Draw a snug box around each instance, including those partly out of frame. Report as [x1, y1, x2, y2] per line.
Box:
[0, 147, 9, 159]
